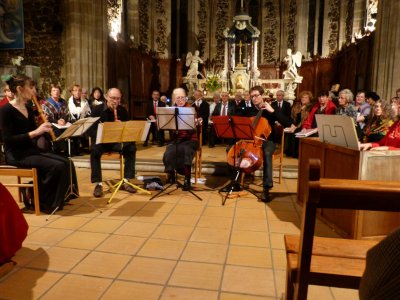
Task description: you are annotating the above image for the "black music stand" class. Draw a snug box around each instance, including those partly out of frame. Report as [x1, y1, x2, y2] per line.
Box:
[45, 117, 100, 220]
[150, 106, 202, 201]
[96, 121, 152, 204]
[212, 115, 258, 205]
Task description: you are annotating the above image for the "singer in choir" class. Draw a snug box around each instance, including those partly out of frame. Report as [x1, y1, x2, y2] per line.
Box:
[90, 87, 137, 198]
[0, 74, 79, 213]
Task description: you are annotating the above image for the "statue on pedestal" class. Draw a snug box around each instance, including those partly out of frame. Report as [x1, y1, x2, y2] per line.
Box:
[185, 50, 203, 78]
[283, 49, 303, 83]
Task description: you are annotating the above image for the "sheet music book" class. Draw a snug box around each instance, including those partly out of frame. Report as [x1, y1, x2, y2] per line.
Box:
[295, 128, 318, 137]
[96, 120, 147, 144]
[52, 122, 72, 129]
[141, 121, 152, 142]
[156, 107, 196, 131]
[56, 117, 100, 141]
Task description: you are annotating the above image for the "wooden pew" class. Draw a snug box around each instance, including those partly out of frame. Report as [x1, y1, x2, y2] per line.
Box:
[285, 159, 400, 300]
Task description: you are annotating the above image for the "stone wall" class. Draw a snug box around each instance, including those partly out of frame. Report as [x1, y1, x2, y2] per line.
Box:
[0, 0, 64, 98]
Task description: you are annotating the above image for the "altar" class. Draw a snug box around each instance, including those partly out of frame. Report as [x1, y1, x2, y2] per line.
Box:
[184, 7, 302, 100]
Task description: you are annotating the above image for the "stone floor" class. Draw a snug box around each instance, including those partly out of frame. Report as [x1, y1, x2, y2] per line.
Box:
[0, 144, 359, 300]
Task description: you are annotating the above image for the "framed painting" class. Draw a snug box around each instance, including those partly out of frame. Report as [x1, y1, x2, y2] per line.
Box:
[0, 0, 25, 50]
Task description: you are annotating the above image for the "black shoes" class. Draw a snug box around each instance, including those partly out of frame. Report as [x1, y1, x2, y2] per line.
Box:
[260, 190, 272, 203]
[166, 172, 176, 184]
[143, 141, 148, 147]
[122, 183, 137, 193]
[93, 184, 103, 198]
[183, 176, 191, 191]
[220, 182, 242, 193]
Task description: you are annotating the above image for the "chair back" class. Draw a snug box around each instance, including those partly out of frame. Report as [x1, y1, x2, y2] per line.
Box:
[294, 158, 400, 299]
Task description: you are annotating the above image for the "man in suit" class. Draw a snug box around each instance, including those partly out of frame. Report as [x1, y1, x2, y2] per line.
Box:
[90, 88, 137, 197]
[209, 92, 236, 147]
[192, 90, 209, 145]
[271, 90, 292, 121]
[233, 91, 245, 114]
[235, 90, 254, 116]
[144, 90, 165, 147]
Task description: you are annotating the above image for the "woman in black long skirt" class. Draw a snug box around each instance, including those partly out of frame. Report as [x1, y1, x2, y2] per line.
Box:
[0, 74, 78, 212]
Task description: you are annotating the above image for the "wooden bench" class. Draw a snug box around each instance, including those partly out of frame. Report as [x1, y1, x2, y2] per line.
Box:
[285, 159, 400, 300]
[0, 166, 40, 216]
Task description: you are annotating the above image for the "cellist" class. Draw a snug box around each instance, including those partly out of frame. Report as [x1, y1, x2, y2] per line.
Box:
[221, 85, 291, 202]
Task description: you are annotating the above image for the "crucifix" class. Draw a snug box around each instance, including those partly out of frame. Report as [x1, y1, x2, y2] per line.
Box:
[236, 40, 244, 67]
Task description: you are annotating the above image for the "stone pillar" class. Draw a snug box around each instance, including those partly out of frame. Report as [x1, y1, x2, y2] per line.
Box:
[352, 0, 366, 43]
[295, 0, 309, 55]
[371, 0, 400, 100]
[63, 0, 107, 92]
[126, 0, 140, 47]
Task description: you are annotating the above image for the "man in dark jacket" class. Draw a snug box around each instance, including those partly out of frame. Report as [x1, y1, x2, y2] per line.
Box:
[90, 88, 137, 197]
[144, 90, 166, 147]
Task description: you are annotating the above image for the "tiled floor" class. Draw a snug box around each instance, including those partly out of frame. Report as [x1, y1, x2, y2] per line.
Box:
[0, 146, 359, 300]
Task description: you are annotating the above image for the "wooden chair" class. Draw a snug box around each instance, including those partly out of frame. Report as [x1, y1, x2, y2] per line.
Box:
[0, 166, 40, 216]
[285, 159, 400, 300]
[194, 125, 202, 183]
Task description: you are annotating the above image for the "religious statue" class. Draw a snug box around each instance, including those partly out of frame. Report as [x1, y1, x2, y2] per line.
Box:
[236, 74, 244, 89]
[185, 50, 203, 78]
[283, 48, 303, 82]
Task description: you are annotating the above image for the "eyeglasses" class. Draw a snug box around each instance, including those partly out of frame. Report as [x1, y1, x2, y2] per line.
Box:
[250, 94, 260, 99]
[109, 96, 121, 100]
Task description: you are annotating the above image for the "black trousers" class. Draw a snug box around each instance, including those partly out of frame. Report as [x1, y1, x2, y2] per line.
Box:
[163, 140, 198, 173]
[90, 142, 136, 183]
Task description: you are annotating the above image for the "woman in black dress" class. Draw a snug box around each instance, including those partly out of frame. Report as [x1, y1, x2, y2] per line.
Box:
[0, 74, 78, 212]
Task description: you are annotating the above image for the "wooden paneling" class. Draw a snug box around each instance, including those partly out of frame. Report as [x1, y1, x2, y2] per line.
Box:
[298, 138, 400, 239]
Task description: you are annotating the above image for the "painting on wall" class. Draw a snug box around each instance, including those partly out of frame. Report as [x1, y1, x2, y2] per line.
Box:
[0, 0, 24, 50]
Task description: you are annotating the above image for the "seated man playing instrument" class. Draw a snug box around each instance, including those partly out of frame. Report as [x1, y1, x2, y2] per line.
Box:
[90, 88, 137, 198]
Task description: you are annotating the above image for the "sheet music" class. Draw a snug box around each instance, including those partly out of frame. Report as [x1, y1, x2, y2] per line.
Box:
[96, 120, 147, 144]
[156, 107, 196, 131]
[56, 117, 100, 141]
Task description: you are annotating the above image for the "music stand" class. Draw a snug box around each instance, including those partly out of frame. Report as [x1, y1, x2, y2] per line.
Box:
[45, 117, 100, 220]
[96, 121, 151, 204]
[150, 106, 202, 201]
[212, 115, 257, 205]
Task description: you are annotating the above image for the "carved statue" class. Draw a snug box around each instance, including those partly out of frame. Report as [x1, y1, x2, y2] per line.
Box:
[185, 50, 203, 78]
[236, 74, 244, 89]
[283, 48, 303, 82]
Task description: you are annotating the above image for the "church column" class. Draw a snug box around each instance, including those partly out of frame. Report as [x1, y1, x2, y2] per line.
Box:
[371, 0, 400, 100]
[352, 0, 366, 43]
[126, 0, 140, 47]
[295, 0, 309, 55]
[63, 0, 107, 92]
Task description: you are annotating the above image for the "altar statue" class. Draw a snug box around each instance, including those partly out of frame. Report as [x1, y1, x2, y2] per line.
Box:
[185, 50, 203, 78]
[283, 49, 303, 81]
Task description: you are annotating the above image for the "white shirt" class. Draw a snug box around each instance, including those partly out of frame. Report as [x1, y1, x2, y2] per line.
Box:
[68, 96, 91, 120]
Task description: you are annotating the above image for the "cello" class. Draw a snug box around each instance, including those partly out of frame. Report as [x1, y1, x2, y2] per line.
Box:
[226, 106, 271, 173]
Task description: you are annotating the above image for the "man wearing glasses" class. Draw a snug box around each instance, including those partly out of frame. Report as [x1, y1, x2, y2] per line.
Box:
[222, 85, 291, 202]
[90, 88, 137, 198]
